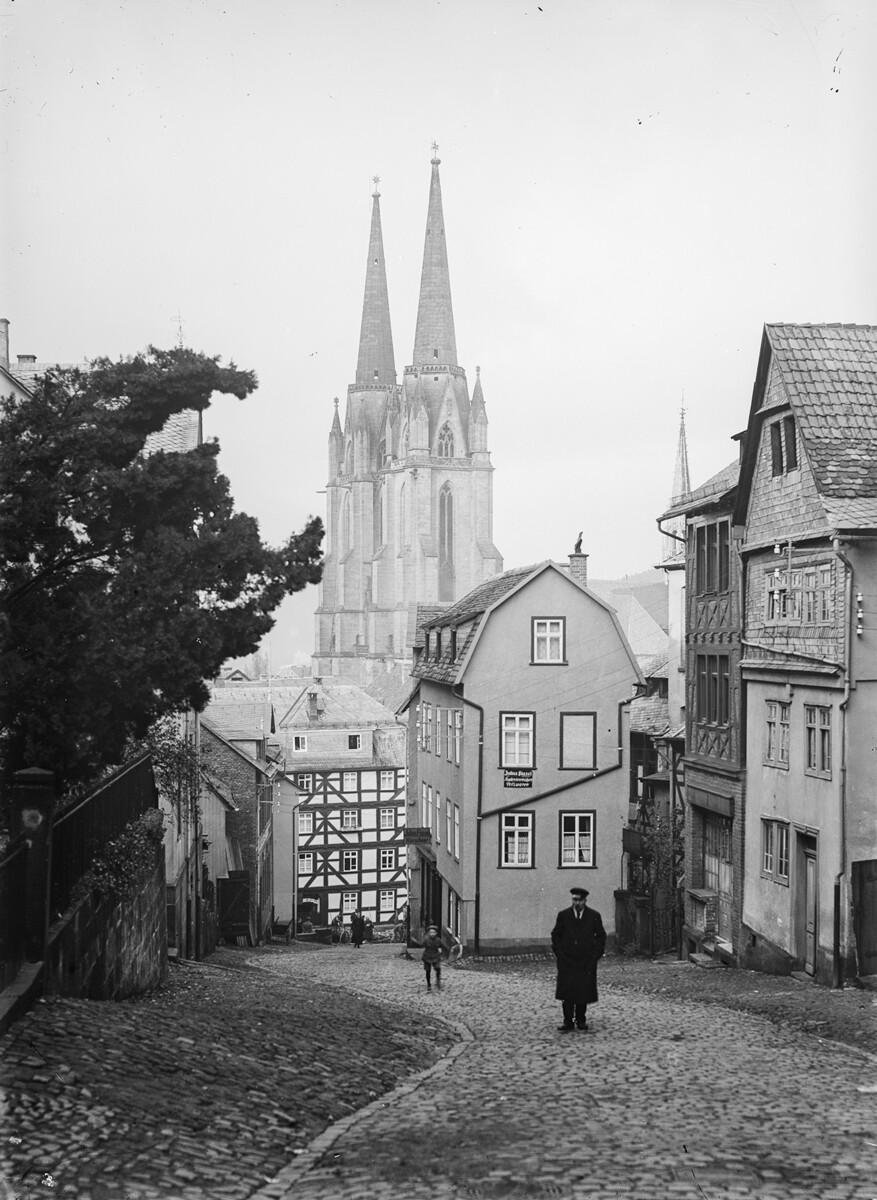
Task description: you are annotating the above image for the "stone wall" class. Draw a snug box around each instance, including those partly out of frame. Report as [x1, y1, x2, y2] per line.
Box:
[44, 845, 167, 1000]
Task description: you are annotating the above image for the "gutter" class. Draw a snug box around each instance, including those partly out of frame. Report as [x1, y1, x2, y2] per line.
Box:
[832, 538, 854, 989]
[453, 686, 484, 956]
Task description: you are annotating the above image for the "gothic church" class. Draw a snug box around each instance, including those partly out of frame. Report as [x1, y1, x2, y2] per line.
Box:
[314, 153, 502, 685]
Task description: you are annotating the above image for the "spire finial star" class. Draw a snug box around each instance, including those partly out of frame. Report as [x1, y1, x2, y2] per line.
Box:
[333, 397, 339, 410]
[431, 140, 440, 165]
[372, 175, 380, 197]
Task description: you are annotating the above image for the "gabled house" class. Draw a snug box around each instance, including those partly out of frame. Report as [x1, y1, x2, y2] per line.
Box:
[199, 719, 298, 945]
[205, 681, 408, 930]
[660, 456, 744, 963]
[734, 323, 877, 984]
[407, 554, 643, 955]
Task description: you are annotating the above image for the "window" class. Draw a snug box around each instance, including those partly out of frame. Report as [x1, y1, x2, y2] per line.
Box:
[532, 618, 565, 664]
[446, 709, 454, 761]
[765, 701, 790, 768]
[453, 804, 460, 859]
[762, 820, 790, 884]
[297, 773, 313, 790]
[801, 564, 834, 624]
[293, 735, 307, 752]
[342, 850, 359, 872]
[424, 704, 433, 753]
[501, 812, 533, 866]
[380, 848, 396, 870]
[380, 807, 395, 829]
[348, 734, 361, 750]
[434, 706, 442, 755]
[770, 415, 798, 476]
[342, 892, 358, 914]
[435, 632, 442, 661]
[380, 770, 395, 789]
[438, 423, 454, 457]
[450, 628, 457, 661]
[453, 710, 462, 765]
[446, 799, 452, 850]
[703, 815, 731, 892]
[560, 812, 594, 867]
[695, 655, 730, 725]
[695, 519, 731, 595]
[299, 810, 314, 834]
[805, 706, 832, 777]
[343, 771, 357, 791]
[342, 810, 359, 831]
[560, 713, 596, 769]
[422, 781, 430, 827]
[435, 791, 441, 844]
[379, 889, 396, 913]
[298, 852, 314, 874]
[501, 713, 534, 767]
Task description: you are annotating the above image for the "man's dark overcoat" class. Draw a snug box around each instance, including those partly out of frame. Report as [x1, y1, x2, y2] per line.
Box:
[551, 904, 606, 1005]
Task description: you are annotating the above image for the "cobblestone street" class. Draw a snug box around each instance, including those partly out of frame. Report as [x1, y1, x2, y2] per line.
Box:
[2, 944, 876, 1200]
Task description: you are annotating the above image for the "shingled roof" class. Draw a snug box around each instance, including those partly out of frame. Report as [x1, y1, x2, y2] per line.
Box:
[737, 323, 877, 531]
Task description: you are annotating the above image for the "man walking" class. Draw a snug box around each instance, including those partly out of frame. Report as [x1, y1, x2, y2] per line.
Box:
[550, 887, 606, 1032]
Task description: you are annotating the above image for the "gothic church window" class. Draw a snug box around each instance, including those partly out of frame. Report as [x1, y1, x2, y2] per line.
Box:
[439, 482, 455, 601]
[438, 423, 454, 458]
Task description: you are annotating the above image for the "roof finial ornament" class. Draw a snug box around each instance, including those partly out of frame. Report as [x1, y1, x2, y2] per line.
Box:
[333, 397, 339, 410]
[431, 140, 440, 165]
[476, 365, 481, 377]
[372, 175, 380, 197]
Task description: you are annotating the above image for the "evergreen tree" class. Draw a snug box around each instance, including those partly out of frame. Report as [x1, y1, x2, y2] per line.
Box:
[0, 346, 322, 795]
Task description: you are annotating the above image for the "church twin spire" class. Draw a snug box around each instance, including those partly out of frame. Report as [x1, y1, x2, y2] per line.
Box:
[355, 147, 458, 383]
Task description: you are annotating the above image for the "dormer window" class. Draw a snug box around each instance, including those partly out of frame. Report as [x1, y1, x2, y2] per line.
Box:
[450, 628, 457, 661]
[435, 631, 442, 660]
[770, 416, 798, 476]
[424, 632, 430, 657]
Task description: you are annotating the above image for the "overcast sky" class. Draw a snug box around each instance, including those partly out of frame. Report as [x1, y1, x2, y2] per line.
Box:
[4, 0, 876, 667]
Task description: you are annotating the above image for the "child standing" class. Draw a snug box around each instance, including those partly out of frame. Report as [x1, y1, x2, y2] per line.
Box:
[422, 924, 444, 990]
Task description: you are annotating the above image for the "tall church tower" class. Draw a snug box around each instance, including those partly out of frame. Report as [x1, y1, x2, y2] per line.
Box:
[314, 153, 503, 683]
[662, 405, 691, 562]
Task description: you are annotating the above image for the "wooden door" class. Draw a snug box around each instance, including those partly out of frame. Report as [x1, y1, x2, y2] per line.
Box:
[804, 851, 817, 976]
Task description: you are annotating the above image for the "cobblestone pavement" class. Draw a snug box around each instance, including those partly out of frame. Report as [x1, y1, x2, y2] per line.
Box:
[1, 945, 876, 1200]
[249, 948, 877, 1200]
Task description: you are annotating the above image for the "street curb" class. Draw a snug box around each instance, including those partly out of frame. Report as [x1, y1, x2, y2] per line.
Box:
[245, 1011, 475, 1200]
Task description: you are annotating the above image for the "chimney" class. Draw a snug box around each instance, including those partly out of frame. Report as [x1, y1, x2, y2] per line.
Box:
[568, 552, 589, 588]
[0, 318, 8, 368]
[17, 354, 37, 365]
[307, 690, 319, 720]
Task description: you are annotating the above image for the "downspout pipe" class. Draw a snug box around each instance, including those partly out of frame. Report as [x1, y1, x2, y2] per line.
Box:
[832, 537, 853, 989]
[454, 686, 484, 957]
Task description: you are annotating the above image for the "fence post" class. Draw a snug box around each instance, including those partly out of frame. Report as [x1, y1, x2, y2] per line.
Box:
[11, 768, 55, 962]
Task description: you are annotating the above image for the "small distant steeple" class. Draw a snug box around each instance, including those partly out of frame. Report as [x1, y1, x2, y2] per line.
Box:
[355, 178, 396, 386]
[671, 403, 691, 503]
[412, 145, 458, 369]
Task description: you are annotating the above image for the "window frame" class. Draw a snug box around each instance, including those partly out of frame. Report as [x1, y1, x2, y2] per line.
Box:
[298, 852, 314, 875]
[342, 892, 358, 915]
[761, 819, 790, 885]
[559, 712, 597, 770]
[297, 773, 313, 790]
[292, 735, 307, 752]
[379, 807, 395, 830]
[500, 811, 534, 868]
[453, 710, 462, 765]
[694, 653, 731, 726]
[341, 849, 359, 873]
[764, 700, 791, 769]
[500, 711, 535, 768]
[559, 811, 595, 868]
[298, 810, 314, 834]
[804, 705, 832, 778]
[453, 804, 460, 860]
[379, 847, 396, 871]
[445, 798, 452, 851]
[531, 617, 566, 665]
[380, 769, 395, 789]
[341, 809, 359, 831]
[379, 889, 396, 914]
[348, 733, 362, 750]
[770, 415, 798, 477]
[342, 771, 357, 792]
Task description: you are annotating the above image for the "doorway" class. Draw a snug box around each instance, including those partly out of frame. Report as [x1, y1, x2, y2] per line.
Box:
[797, 835, 818, 976]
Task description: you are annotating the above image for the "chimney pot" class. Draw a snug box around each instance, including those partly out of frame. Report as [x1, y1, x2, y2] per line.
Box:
[0, 318, 9, 369]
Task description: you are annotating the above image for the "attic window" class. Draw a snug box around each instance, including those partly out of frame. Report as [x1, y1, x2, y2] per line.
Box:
[433, 349, 439, 359]
[373, 369, 379, 380]
[348, 734, 361, 750]
[435, 631, 442, 660]
[424, 632, 430, 657]
[450, 628, 457, 660]
[770, 416, 798, 476]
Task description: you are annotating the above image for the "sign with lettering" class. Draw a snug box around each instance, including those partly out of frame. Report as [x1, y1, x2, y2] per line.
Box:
[503, 769, 533, 788]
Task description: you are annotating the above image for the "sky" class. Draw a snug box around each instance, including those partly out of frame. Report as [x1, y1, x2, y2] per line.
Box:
[3, 0, 876, 668]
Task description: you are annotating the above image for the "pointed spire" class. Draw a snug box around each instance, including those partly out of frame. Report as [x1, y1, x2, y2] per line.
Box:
[355, 179, 396, 386]
[670, 403, 691, 502]
[470, 364, 486, 420]
[412, 146, 457, 368]
[330, 396, 342, 439]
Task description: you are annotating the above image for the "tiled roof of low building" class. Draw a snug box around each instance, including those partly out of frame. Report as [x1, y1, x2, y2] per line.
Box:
[660, 459, 740, 519]
[630, 693, 670, 735]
